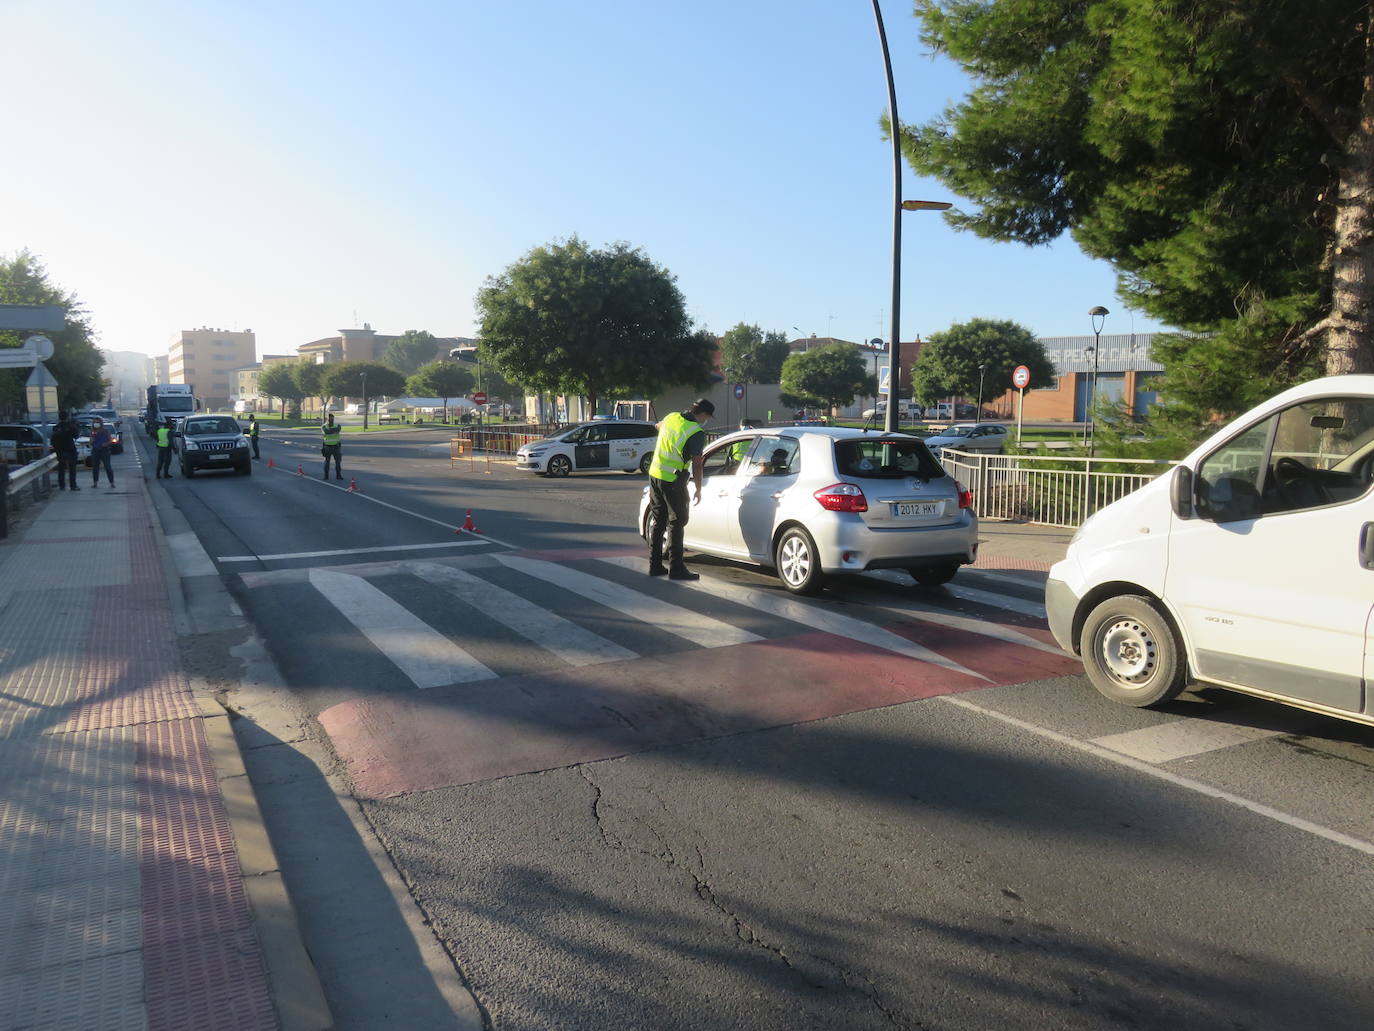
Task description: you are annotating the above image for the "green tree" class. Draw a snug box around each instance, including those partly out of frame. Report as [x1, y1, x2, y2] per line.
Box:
[719, 323, 791, 383]
[0, 250, 105, 413]
[476, 236, 715, 414]
[902, 0, 1373, 400]
[406, 360, 474, 421]
[258, 363, 304, 420]
[320, 362, 405, 422]
[382, 330, 440, 377]
[779, 344, 872, 412]
[292, 359, 330, 415]
[911, 319, 1056, 406]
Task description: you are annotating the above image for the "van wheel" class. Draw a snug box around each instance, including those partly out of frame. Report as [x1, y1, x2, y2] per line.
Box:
[911, 563, 959, 587]
[547, 455, 572, 477]
[1080, 595, 1186, 707]
[775, 527, 825, 595]
[637, 453, 652, 474]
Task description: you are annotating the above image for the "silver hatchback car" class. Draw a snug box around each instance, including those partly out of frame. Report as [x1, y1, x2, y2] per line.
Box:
[639, 426, 978, 594]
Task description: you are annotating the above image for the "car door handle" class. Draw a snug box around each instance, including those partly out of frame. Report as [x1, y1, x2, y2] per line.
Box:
[1361, 523, 1374, 570]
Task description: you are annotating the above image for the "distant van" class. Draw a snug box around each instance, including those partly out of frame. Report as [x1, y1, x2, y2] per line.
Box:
[1047, 374, 1374, 726]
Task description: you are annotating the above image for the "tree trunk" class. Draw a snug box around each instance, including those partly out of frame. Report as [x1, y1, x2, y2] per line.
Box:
[1327, 12, 1374, 376]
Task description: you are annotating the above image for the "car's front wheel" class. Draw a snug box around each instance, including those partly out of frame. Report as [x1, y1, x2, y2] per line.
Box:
[547, 454, 572, 477]
[181, 459, 192, 479]
[911, 563, 959, 587]
[636, 453, 652, 474]
[775, 526, 824, 595]
[1080, 595, 1186, 707]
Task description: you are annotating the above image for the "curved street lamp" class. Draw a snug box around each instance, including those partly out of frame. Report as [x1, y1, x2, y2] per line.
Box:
[1087, 305, 1109, 456]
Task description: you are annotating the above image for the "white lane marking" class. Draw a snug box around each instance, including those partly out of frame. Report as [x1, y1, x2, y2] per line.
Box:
[1090, 719, 1284, 763]
[599, 556, 989, 681]
[408, 560, 637, 667]
[862, 569, 1046, 617]
[496, 555, 761, 649]
[864, 601, 1067, 657]
[942, 695, 1374, 857]
[218, 540, 487, 563]
[269, 463, 518, 549]
[166, 530, 217, 577]
[308, 568, 496, 688]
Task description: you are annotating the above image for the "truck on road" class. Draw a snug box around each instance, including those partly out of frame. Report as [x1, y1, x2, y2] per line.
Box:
[145, 383, 198, 435]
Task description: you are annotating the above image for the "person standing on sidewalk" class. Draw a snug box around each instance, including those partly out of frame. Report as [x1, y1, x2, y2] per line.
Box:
[155, 418, 174, 478]
[246, 413, 260, 460]
[646, 397, 713, 581]
[90, 417, 115, 488]
[50, 410, 80, 491]
[321, 413, 342, 480]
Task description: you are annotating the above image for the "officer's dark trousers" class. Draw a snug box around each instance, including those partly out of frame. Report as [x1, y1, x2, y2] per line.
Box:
[156, 446, 172, 478]
[55, 451, 79, 489]
[323, 444, 341, 478]
[647, 474, 691, 568]
[250, 436, 260, 459]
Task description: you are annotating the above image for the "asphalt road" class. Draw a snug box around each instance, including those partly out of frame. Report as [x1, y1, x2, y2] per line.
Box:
[136, 425, 1374, 1031]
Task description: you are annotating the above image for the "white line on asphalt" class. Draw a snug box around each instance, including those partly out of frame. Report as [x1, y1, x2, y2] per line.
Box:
[599, 555, 990, 681]
[496, 554, 762, 649]
[269, 462, 518, 549]
[941, 695, 1374, 857]
[308, 568, 496, 688]
[408, 560, 638, 667]
[863, 601, 1067, 657]
[1089, 719, 1284, 763]
[218, 541, 488, 563]
[861, 569, 1047, 617]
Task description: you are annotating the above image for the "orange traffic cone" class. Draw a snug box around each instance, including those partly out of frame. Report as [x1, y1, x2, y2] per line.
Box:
[267, 457, 275, 469]
[296, 464, 304, 476]
[456, 509, 481, 534]
[347, 477, 361, 493]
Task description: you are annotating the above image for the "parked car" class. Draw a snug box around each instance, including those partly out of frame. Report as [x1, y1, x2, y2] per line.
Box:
[174, 415, 252, 477]
[921, 423, 1008, 457]
[85, 406, 122, 431]
[0, 424, 51, 464]
[344, 403, 366, 415]
[638, 426, 978, 594]
[1047, 374, 1374, 725]
[516, 420, 659, 476]
[861, 402, 921, 421]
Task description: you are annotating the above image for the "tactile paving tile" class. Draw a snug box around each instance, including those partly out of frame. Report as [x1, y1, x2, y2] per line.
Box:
[145, 929, 276, 1031]
[0, 588, 93, 737]
[125, 493, 167, 588]
[65, 668, 197, 734]
[0, 540, 130, 593]
[0, 947, 146, 1031]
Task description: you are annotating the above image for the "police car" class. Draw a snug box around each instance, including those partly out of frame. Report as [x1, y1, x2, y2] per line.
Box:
[515, 420, 659, 477]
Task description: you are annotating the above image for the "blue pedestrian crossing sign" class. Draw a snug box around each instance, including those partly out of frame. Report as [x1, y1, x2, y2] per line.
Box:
[878, 366, 891, 391]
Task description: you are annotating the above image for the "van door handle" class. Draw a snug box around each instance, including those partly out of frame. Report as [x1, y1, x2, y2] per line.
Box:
[1361, 523, 1374, 570]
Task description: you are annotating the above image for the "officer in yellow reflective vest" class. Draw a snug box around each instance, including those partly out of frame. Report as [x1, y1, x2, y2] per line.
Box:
[246, 413, 260, 460]
[646, 398, 714, 580]
[155, 419, 174, 479]
[321, 414, 343, 480]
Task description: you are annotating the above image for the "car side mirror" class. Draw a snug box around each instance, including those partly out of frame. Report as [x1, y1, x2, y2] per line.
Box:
[1170, 465, 1194, 519]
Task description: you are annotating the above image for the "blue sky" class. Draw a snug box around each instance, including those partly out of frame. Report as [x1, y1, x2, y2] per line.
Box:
[3, 0, 1164, 359]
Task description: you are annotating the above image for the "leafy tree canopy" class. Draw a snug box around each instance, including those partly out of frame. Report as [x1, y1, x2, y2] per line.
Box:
[258, 363, 304, 419]
[903, 0, 1372, 396]
[476, 236, 715, 414]
[911, 318, 1056, 403]
[320, 361, 405, 401]
[779, 343, 873, 411]
[719, 323, 790, 383]
[0, 250, 105, 413]
[292, 359, 329, 409]
[406, 360, 474, 401]
[383, 330, 440, 377]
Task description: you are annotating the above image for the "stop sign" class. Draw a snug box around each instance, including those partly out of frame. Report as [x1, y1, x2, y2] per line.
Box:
[472, 391, 488, 405]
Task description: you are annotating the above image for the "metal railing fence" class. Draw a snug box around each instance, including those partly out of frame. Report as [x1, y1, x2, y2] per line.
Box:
[938, 448, 1175, 527]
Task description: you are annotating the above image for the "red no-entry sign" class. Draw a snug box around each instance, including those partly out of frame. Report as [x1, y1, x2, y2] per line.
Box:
[1011, 365, 1031, 390]
[472, 392, 488, 405]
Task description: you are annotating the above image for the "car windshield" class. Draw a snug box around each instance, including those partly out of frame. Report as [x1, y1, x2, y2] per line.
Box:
[186, 419, 239, 434]
[938, 426, 974, 438]
[835, 438, 944, 480]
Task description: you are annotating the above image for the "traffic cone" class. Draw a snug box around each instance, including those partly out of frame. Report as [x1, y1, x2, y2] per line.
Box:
[267, 457, 275, 469]
[347, 477, 361, 493]
[456, 509, 481, 534]
[296, 464, 304, 476]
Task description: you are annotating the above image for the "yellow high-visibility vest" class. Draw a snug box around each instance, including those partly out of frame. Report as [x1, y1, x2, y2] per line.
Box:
[156, 427, 170, 448]
[322, 424, 342, 446]
[648, 412, 702, 481]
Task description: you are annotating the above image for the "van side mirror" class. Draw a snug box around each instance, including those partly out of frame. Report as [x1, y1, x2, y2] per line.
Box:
[1170, 465, 1194, 519]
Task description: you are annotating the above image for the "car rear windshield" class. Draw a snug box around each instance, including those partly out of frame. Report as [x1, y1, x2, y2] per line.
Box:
[835, 438, 944, 480]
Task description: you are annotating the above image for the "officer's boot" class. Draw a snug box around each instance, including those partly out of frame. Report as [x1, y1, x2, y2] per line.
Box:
[647, 524, 668, 576]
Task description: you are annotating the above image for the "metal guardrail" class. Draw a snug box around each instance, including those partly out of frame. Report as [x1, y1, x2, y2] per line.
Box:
[939, 448, 1175, 528]
[1, 454, 56, 539]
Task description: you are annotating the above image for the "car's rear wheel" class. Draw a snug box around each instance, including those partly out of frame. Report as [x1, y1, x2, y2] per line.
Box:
[911, 563, 959, 587]
[1080, 595, 1186, 707]
[636, 453, 652, 474]
[547, 454, 572, 477]
[775, 527, 824, 595]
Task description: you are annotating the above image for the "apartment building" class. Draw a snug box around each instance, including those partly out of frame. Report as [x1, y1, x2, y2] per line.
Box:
[169, 328, 256, 409]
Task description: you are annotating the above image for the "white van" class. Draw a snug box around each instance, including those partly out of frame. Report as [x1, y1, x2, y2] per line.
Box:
[515, 420, 659, 477]
[1047, 375, 1374, 726]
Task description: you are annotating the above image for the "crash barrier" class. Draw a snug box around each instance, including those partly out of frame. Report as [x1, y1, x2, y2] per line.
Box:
[452, 429, 546, 457]
[1, 454, 57, 539]
[449, 437, 493, 475]
[937, 447, 1174, 528]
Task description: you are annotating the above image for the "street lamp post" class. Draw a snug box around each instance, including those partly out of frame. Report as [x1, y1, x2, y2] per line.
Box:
[976, 363, 987, 424]
[1087, 305, 1109, 456]
[872, 0, 951, 435]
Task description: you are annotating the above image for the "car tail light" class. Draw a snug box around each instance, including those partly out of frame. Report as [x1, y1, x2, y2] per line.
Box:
[814, 482, 868, 512]
[957, 480, 973, 509]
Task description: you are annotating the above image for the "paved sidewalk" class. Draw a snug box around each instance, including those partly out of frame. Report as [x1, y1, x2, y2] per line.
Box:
[0, 456, 287, 1030]
[973, 518, 1073, 572]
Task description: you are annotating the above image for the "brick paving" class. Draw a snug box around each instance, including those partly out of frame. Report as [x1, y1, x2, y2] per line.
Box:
[0, 462, 277, 1030]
